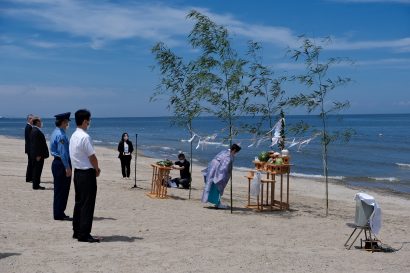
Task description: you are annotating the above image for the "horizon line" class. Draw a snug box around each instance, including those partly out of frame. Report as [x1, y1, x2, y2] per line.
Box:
[1, 113, 410, 119]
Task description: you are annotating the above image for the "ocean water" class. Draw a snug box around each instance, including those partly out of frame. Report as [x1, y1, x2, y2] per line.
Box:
[1, 114, 410, 194]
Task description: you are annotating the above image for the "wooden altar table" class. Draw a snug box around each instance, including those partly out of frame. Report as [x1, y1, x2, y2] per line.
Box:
[245, 163, 291, 211]
[146, 164, 172, 199]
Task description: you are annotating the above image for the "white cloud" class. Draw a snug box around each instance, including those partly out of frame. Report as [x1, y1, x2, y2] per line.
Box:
[273, 62, 305, 70]
[0, 35, 15, 44]
[3, 0, 193, 48]
[355, 58, 410, 66]
[271, 57, 410, 72]
[395, 100, 410, 106]
[197, 9, 299, 48]
[9, 0, 69, 3]
[0, 45, 40, 59]
[27, 39, 59, 49]
[0, 84, 159, 117]
[0, 84, 109, 98]
[2, 0, 409, 53]
[326, 37, 410, 51]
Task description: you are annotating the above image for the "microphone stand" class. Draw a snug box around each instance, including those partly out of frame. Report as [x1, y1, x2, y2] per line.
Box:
[132, 133, 140, 189]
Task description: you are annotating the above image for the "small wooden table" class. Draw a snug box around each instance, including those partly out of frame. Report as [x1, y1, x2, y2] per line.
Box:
[146, 164, 172, 199]
[266, 164, 291, 210]
[245, 163, 292, 211]
[245, 174, 276, 211]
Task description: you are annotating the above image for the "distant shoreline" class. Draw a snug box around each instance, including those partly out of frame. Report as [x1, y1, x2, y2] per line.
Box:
[3, 132, 408, 199]
[1, 112, 410, 119]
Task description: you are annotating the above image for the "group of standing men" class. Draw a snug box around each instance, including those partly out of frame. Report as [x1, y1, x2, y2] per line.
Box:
[24, 109, 101, 243]
[22, 108, 240, 244]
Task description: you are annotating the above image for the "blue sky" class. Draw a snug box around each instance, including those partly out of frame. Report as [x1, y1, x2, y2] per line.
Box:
[0, 0, 409, 117]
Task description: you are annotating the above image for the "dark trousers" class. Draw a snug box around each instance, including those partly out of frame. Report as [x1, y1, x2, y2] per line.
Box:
[26, 154, 33, 182]
[171, 178, 191, 189]
[32, 157, 44, 189]
[120, 155, 131, 177]
[52, 159, 71, 219]
[73, 169, 97, 239]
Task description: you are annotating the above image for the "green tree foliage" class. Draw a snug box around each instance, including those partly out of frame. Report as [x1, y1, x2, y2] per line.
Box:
[151, 42, 204, 199]
[244, 41, 288, 150]
[285, 37, 354, 216]
[151, 11, 355, 216]
[278, 109, 286, 151]
[245, 41, 286, 135]
[187, 10, 251, 212]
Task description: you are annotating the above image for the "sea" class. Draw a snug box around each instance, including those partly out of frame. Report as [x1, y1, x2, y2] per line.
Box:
[1, 114, 410, 194]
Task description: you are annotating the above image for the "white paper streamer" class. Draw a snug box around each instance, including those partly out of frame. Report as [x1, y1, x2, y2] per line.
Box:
[271, 137, 279, 146]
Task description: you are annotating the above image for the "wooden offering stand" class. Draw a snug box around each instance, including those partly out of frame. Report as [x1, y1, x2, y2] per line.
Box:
[266, 161, 291, 210]
[253, 161, 267, 171]
[246, 157, 291, 211]
[147, 164, 172, 199]
[245, 168, 276, 211]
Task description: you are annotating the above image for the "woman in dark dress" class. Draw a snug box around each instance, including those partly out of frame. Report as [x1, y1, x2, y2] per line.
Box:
[117, 133, 134, 179]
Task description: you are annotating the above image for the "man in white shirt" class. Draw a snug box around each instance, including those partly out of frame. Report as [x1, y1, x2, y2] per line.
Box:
[69, 109, 101, 243]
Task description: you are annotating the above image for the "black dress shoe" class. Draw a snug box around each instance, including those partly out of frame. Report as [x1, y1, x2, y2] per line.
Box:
[55, 216, 72, 221]
[33, 186, 45, 190]
[78, 235, 100, 243]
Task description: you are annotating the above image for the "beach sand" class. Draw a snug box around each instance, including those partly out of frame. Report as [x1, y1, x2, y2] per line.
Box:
[1, 135, 409, 273]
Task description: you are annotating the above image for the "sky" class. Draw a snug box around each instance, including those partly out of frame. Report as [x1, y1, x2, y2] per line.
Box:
[0, 0, 409, 117]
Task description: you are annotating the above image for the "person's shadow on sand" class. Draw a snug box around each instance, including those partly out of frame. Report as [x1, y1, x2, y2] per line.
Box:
[0, 253, 21, 260]
[93, 216, 117, 221]
[100, 235, 143, 242]
[39, 187, 53, 191]
[203, 206, 297, 218]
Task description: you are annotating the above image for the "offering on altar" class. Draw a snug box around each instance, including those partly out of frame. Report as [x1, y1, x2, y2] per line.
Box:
[258, 151, 270, 162]
[274, 157, 283, 165]
[254, 151, 270, 170]
[156, 159, 173, 167]
[253, 160, 267, 171]
[254, 150, 290, 170]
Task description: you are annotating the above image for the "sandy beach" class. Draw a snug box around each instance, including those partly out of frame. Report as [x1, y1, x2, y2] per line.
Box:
[1, 135, 409, 273]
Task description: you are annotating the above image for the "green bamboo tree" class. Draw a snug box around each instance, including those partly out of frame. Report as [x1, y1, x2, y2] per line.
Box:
[285, 37, 354, 216]
[245, 41, 287, 149]
[187, 10, 250, 213]
[278, 109, 286, 151]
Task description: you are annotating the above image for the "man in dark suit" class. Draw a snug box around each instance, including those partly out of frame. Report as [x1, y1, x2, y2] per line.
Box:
[24, 114, 34, 182]
[30, 116, 49, 190]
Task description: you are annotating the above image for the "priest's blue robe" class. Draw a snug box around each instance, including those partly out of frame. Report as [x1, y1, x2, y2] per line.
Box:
[201, 149, 233, 205]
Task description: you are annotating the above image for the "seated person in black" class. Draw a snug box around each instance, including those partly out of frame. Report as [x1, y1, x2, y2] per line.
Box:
[171, 153, 191, 189]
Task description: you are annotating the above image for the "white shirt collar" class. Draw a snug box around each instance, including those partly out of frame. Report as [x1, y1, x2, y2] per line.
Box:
[76, 127, 87, 133]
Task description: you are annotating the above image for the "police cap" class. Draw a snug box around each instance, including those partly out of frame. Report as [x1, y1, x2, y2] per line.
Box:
[54, 112, 71, 121]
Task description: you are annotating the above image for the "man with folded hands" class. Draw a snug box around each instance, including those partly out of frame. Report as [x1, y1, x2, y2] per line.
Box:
[69, 109, 101, 243]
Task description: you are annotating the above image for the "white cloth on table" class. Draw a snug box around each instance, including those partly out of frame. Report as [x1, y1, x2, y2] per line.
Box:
[354, 192, 382, 235]
[250, 171, 262, 197]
